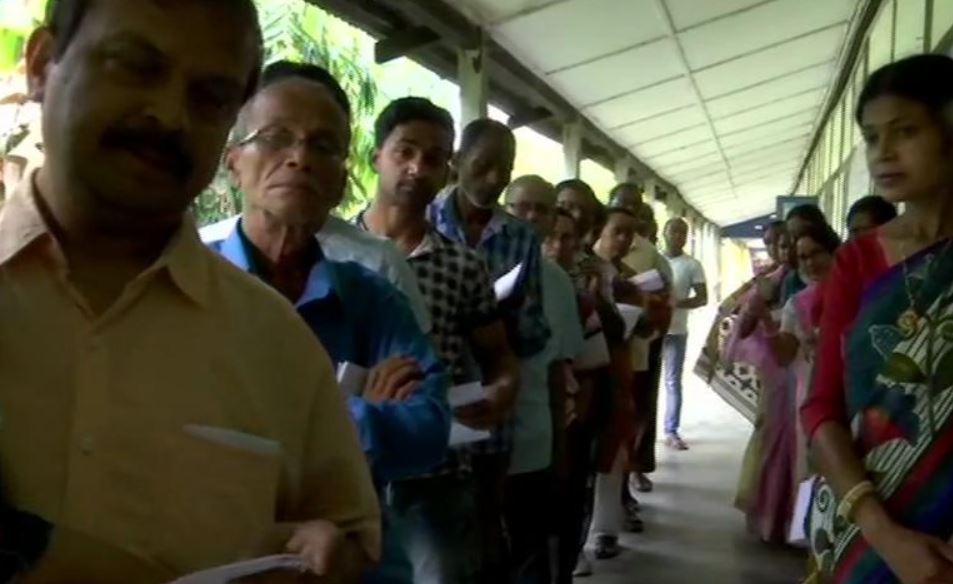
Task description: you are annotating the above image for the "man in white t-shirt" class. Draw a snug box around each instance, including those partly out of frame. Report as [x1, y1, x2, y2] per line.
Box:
[662, 218, 708, 450]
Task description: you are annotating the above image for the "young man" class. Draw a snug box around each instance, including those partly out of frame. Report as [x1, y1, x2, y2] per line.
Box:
[5, 2, 378, 581]
[359, 97, 519, 584]
[504, 175, 585, 584]
[661, 218, 708, 450]
[201, 63, 453, 583]
[427, 118, 549, 579]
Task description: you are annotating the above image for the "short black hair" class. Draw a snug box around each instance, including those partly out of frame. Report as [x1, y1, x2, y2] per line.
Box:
[797, 224, 842, 255]
[857, 54, 953, 124]
[374, 97, 455, 149]
[45, 0, 263, 101]
[261, 60, 350, 118]
[459, 118, 514, 155]
[554, 178, 596, 200]
[609, 182, 642, 201]
[786, 204, 827, 227]
[847, 195, 897, 227]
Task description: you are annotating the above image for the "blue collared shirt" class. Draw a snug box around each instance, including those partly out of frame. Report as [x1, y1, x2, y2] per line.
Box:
[204, 220, 451, 484]
[429, 186, 550, 359]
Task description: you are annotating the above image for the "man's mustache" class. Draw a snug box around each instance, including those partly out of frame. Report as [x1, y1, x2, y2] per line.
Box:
[102, 126, 193, 181]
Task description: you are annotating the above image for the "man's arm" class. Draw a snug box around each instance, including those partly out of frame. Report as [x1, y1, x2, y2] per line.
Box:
[456, 320, 521, 429]
[348, 284, 451, 483]
[677, 283, 708, 310]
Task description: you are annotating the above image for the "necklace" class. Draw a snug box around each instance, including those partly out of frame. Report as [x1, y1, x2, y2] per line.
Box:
[898, 238, 952, 330]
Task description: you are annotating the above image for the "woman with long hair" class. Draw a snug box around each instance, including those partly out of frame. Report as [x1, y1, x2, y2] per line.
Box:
[804, 54, 953, 583]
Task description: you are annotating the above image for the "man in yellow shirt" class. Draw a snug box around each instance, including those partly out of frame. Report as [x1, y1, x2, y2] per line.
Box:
[0, 1, 379, 582]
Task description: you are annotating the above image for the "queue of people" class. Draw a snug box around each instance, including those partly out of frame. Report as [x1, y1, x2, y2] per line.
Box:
[705, 53, 953, 584]
[0, 1, 713, 583]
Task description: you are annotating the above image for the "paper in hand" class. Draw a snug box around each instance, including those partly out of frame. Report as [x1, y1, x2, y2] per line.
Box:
[494, 263, 523, 301]
[616, 303, 645, 339]
[169, 554, 307, 583]
[337, 362, 369, 396]
[787, 477, 815, 547]
[630, 269, 665, 292]
[447, 382, 492, 446]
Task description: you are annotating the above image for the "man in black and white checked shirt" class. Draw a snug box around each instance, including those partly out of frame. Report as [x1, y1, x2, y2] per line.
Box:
[359, 97, 519, 584]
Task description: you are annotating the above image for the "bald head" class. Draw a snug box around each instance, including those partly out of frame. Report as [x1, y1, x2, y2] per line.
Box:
[505, 175, 557, 238]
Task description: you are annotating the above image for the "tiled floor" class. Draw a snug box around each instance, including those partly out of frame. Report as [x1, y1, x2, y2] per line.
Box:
[584, 312, 807, 583]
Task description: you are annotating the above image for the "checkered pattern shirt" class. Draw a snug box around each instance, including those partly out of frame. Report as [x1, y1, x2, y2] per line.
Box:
[428, 186, 551, 457]
[355, 211, 503, 474]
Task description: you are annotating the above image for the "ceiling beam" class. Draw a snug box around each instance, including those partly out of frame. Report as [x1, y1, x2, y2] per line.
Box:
[507, 106, 554, 129]
[374, 26, 441, 63]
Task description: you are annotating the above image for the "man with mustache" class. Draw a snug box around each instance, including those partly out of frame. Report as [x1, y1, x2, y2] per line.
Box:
[203, 62, 451, 583]
[1, 1, 379, 582]
[358, 98, 519, 583]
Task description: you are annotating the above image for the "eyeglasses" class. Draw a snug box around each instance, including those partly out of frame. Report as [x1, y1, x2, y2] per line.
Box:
[236, 126, 345, 161]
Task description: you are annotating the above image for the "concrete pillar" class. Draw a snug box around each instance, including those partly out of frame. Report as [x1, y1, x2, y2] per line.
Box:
[614, 156, 633, 184]
[458, 32, 488, 127]
[562, 118, 583, 179]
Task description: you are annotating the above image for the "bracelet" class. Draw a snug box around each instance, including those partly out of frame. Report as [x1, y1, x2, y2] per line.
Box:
[837, 480, 877, 523]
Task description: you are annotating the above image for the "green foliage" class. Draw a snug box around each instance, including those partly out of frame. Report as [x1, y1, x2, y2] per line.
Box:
[194, 0, 382, 225]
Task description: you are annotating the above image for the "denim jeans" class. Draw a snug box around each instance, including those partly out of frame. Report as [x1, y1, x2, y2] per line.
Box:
[663, 334, 689, 435]
[387, 473, 482, 584]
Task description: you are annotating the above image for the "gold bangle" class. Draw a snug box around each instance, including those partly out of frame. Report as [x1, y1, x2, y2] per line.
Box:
[837, 480, 877, 523]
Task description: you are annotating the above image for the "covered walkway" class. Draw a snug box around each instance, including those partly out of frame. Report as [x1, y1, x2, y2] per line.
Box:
[587, 311, 804, 584]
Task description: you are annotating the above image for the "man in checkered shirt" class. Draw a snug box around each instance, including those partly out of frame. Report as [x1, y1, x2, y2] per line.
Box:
[359, 97, 520, 584]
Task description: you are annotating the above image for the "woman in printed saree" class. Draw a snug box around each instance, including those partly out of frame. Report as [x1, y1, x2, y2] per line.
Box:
[727, 226, 797, 543]
[803, 54, 953, 584]
[764, 225, 841, 485]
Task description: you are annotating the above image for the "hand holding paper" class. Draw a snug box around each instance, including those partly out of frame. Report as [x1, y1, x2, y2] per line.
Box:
[447, 382, 492, 444]
[494, 263, 523, 301]
[616, 303, 645, 339]
[630, 269, 665, 293]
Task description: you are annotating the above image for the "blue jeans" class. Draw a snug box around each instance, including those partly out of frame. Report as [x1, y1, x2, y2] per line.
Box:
[387, 473, 482, 584]
[663, 334, 689, 435]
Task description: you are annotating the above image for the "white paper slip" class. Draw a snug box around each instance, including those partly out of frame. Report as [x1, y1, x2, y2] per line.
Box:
[337, 361, 369, 396]
[449, 422, 491, 446]
[787, 477, 815, 548]
[616, 303, 645, 339]
[169, 554, 307, 583]
[447, 382, 487, 408]
[494, 263, 523, 301]
[575, 332, 610, 371]
[630, 269, 665, 292]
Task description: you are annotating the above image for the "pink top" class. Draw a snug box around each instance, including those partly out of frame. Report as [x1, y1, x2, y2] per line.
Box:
[801, 233, 889, 439]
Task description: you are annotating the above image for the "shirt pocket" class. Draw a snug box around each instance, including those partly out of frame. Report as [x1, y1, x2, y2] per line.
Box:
[149, 426, 283, 572]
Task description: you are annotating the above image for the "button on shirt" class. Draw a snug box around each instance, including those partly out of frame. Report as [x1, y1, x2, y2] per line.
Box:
[510, 259, 585, 475]
[0, 176, 380, 583]
[204, 221, 451, 484]
[665, 253, 706, 336]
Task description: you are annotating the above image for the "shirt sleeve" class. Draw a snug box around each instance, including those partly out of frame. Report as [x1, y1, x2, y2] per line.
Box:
[347, 280, 450, 483]
[556, 273, 586, 361]
[692, 259, 707, 285]
[800, 244, 865, 440]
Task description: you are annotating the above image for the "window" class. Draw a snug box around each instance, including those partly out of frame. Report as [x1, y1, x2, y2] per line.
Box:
[932, 0, 953, 50]
[869, 0, 895, 72]
[895, 0, 927, 57]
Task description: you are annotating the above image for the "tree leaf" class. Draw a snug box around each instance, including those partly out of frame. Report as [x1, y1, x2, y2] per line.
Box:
[883, 352, 927, 384]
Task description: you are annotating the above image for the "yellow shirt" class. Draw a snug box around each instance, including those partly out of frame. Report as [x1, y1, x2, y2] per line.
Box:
[622, 236, 673, 372]
[0, 176, 380, 583]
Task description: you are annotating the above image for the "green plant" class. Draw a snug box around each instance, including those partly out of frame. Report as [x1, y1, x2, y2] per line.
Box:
[193, 0, 382, 225]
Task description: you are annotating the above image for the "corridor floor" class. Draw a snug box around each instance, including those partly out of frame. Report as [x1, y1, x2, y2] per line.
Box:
[585, 312, 807, 583]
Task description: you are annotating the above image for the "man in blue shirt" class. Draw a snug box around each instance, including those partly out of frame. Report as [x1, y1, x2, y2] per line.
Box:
[202, 61, 450, 583]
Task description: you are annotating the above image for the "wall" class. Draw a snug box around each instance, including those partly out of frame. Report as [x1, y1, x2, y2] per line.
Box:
[795, 0, 953, 234]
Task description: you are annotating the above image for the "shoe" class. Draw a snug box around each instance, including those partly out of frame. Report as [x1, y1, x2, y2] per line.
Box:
[636, 472, 654, 493]
[573, 551, 593, 577]
[623, 500, 644, 533]
[626, 473, 642, 501]
[593, 534, 622, 560]
[666, 434, 689, 451]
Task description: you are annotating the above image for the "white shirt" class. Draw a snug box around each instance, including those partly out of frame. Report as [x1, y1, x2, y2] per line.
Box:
[665, 253, 706, 336]
[201, 215, 432, 333]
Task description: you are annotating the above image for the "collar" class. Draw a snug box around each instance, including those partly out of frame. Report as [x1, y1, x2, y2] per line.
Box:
[219, 217, 338, 307]
[0, 170, 210, 307]
[435, 185, 508, 243]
